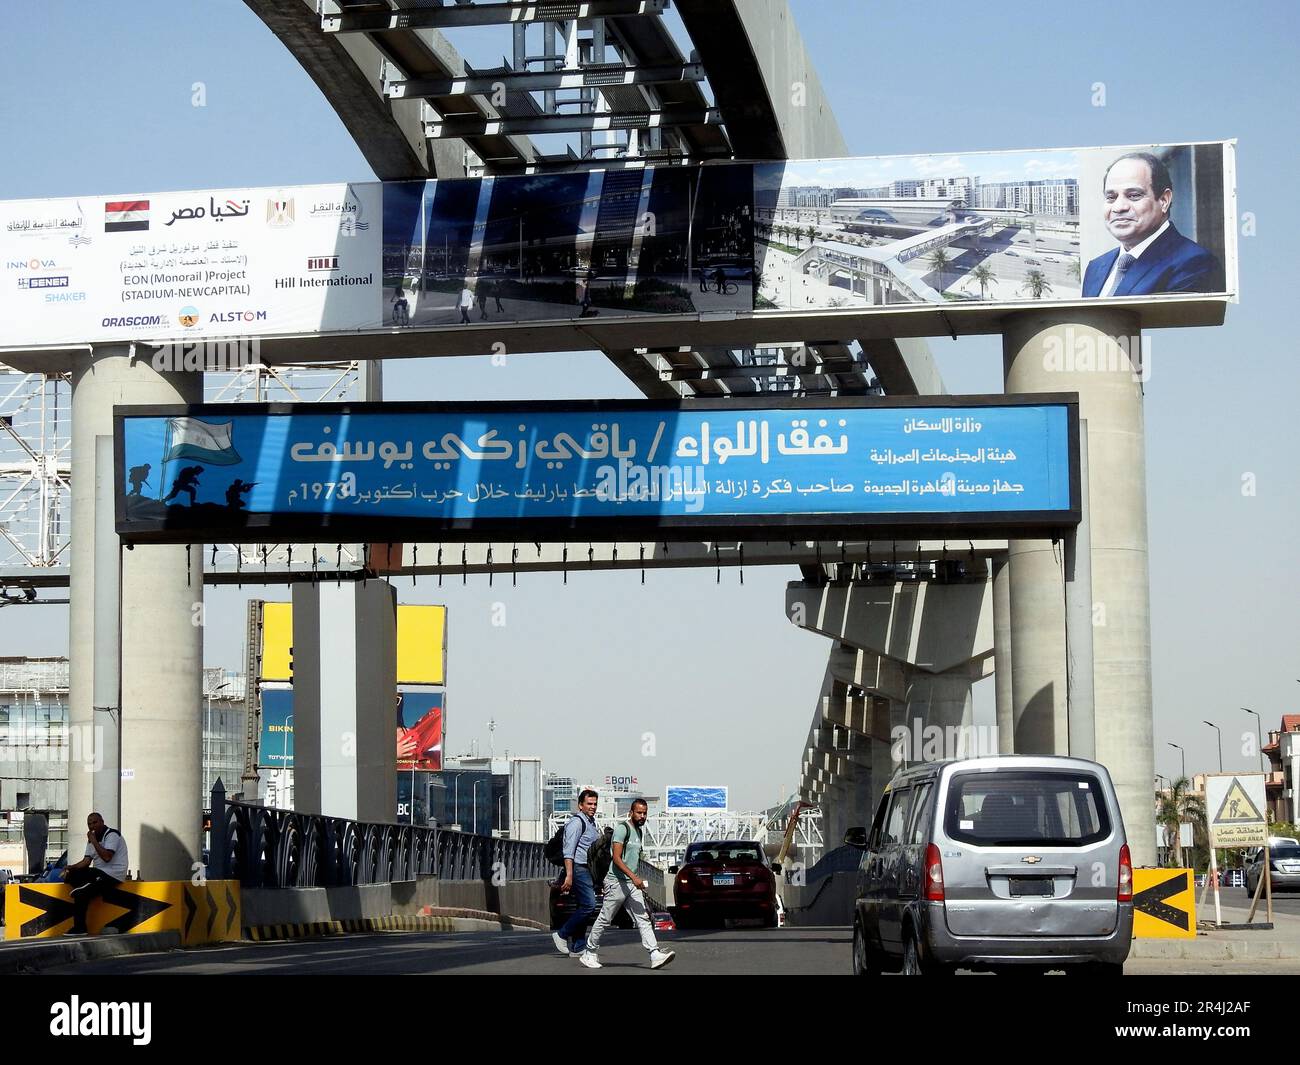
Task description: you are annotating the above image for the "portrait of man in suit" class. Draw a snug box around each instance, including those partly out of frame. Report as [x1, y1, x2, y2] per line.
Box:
[1082, 151, 1224, 297]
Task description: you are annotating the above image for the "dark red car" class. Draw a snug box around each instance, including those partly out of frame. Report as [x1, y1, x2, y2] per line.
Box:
[670, 840, 781, 928]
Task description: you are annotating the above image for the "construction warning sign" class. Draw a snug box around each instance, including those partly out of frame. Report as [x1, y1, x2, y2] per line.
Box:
[3, 880, 241, 945]
[1205, 774, 1268, 849]
[1132, 869, 1196, 939]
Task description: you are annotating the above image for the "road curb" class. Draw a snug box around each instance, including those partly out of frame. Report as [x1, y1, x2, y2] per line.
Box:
[0, 931, 182, 973]
[244, 910, 545, 941]
[1130, 937, 1300, 961]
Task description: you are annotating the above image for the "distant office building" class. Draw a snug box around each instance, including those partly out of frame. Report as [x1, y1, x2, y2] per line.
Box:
[0, 657, 69, 863]
[202, 668, 246, 804]
[423, 755, 545, 839]
[543, 772, 577, 816]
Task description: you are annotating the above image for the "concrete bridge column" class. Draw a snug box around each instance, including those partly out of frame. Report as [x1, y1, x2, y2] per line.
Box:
[992, 553, 1014, 754]
[70, 344, 203, 879]
[1003, 307, 1155, 865]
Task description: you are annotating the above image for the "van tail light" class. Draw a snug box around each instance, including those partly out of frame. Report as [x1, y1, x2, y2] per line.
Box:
[924, 843, 945, 901]
[1118, 844, 1133, 902]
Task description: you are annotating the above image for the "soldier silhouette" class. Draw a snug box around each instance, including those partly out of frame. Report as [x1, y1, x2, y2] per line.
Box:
[225, 479, 256, 510]
[127, 463, 151, 496]
[163, 465, 203, 505]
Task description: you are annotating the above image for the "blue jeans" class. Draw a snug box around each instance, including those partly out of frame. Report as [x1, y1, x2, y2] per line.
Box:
[558, 865, 596, 947]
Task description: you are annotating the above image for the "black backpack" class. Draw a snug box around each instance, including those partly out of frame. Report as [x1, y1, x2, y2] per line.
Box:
[587, 826, 616, 887]
[544, 814, 580, 867]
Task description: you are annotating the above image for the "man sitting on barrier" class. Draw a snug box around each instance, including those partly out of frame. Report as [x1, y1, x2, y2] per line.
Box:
[62, 812, 129, 936]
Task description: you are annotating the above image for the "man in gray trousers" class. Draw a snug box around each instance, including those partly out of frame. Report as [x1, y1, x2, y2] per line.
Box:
[578, 798, 675, 970]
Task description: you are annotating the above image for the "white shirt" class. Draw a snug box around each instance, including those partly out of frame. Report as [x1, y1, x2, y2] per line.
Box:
[85, 828, 129, 881]
[458, 288, 474, 307]
[1101, 218, 1169, 295]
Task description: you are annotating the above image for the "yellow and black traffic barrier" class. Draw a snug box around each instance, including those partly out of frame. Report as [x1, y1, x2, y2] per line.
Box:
[3, 880, 241, 946]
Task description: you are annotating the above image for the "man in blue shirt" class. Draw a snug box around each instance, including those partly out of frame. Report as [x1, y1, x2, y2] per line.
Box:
[552, 789, 601, 956]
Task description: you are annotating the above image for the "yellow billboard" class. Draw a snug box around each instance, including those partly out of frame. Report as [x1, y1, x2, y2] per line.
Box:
[260, 602, 444, 684]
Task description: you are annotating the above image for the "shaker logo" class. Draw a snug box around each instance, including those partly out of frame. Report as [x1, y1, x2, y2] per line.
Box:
[49, 996, 151, 1045]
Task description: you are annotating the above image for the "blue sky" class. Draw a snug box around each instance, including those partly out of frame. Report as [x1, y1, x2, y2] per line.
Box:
[1, 1, 1296, 807]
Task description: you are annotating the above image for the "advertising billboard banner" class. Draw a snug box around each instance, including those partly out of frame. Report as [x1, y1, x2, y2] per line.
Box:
[1, 142, 1234, 354]
[397, 691, 443, 772]
[666, 786, 728, 811]
[259, 688, 294, 769]
[0, 183, 381, 348]
[754, 141, 1235, 310]
[260, 602, 446, 684]
[115, 396, 1078, 543]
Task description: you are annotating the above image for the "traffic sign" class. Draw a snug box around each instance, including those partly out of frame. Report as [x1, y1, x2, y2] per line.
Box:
[1132, 868, 1195, 939]
[1206, 774, 1268, 849]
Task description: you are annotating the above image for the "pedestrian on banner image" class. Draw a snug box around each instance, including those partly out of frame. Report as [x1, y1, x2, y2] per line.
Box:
[579, 798, 676, 970]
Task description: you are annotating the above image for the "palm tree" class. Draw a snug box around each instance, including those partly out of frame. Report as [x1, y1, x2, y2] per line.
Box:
[970, 263, 997, 300]
[1157, 777, 1206, 867]
[1020, 269, 1052, 300]
[1067, 258, 1082, 285]
[804, 225, 817, 248]
[927, 248, 952, 290]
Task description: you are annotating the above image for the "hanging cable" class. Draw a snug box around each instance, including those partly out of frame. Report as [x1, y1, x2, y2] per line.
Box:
[739, 543, 744, 585]
[639, 543, 645, 585]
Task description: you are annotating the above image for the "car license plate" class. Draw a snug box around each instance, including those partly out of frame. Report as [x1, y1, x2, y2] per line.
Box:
[712, 874, 736, 886]
[1009, 878, 1053, 897]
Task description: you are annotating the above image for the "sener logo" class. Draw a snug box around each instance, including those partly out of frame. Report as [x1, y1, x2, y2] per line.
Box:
[49, 996, 151, 1045]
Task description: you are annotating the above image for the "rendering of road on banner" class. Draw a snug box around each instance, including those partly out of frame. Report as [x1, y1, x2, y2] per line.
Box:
[1205, 774, 1268, 849]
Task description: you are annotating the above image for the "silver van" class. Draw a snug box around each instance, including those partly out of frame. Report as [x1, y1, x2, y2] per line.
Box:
[844, 755, 1133, 975]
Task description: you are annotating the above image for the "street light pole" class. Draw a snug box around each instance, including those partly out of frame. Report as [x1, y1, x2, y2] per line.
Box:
[1168, 742, 1186, 782]
[472, 779, 483, 836]
[1241, 707, 1264, 773]
[1203, 720, 1223, 773]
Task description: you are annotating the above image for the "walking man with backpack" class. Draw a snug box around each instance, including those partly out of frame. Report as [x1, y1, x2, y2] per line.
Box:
[579, 798, 675, 970]
[552, 789, 601, 957]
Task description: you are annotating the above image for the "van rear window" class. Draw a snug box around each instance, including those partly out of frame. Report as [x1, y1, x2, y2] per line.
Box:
[944, 771, 1111, 846]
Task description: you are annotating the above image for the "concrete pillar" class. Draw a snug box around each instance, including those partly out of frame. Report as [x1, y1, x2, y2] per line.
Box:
[1002, 307, 1155, 866]
[292, 579, 398, 822]
[70, 344, 203, 879]
[900, 664, 975, 763]
[992, 553, 1014, 754]
[823, 779, 851, 851]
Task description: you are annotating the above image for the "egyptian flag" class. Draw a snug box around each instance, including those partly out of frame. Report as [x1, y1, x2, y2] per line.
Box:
[104, 200, 149, 232]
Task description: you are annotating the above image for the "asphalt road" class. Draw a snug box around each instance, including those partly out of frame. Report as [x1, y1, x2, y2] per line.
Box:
[38, 926, 1299, 976]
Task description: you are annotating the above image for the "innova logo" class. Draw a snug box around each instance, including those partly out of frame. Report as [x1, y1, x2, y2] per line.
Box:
[7, 258, 56, 270]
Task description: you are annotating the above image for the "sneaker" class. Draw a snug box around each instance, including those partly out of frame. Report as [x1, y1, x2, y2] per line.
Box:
[552, 932, 570, 956]
[650, 949, 676, 970]
[578, 951, 602, 969]
[64, 929, 89, 937]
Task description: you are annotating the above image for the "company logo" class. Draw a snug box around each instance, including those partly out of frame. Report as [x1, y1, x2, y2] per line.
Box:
[267, 198, 295, 227]
[18, 275, 69, 290]
[178, 306, 201, 328]
[1021, 856, 1042, 864]
[307, 256, 339, 271]
[210, 309, 268, 324]
[102, 315, 165, 328]
[309, 192, 370, 233]
[7, 258, 57, 271]
[104, 200, 149, 233]
[68, 234, 92, 247]
[49, 996, 151, 1046]
[604, 775, 639, 792]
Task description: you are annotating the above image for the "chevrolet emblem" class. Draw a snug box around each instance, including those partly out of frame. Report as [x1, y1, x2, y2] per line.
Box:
[1021, 856, 1042, 864]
